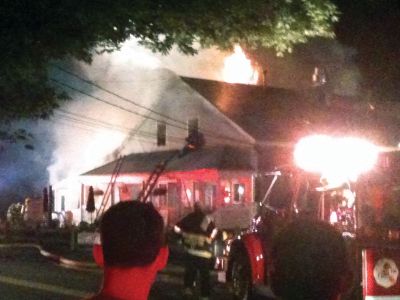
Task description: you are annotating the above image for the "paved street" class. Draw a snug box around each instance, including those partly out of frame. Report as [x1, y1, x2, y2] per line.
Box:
[0, 246, 233, 300]
[0, 247, 101, 299]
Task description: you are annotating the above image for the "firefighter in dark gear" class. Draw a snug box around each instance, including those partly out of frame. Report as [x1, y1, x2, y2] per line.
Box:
[175, 202, 217, 300]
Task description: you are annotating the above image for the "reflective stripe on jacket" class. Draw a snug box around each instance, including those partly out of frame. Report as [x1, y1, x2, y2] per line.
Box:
[182, 232, 213, 258]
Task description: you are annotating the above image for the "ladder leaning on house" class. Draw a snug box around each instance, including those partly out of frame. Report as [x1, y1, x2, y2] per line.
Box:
[95, 156, 125, 221]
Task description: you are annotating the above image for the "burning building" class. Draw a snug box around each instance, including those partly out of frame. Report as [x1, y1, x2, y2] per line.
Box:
[51, 69, 400, 228]
[47, 41, 400, 228]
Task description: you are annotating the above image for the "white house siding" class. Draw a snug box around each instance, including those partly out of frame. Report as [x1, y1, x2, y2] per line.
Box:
[114, 72, 254, 157]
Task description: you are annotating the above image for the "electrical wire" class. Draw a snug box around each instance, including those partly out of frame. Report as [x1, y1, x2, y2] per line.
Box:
[51, 78, 189, 130]
[51, 64, 186, 126]
[54, 109, 185, 145]
[51, 65, 255, 147]
[53, 118, 172, 147]
[50, 77, 254, 148]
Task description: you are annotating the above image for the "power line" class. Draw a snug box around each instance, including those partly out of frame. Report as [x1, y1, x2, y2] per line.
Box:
[54, 109, 185, 144]
[53, 117, 173, 147]
[56, 108, 132, 133]
[50, 77, 254, 147]
[58, 119, 165, 147]
[51, 78, 189, 131]
[51, 64, 187, 126]
[51, 64, 255, 147]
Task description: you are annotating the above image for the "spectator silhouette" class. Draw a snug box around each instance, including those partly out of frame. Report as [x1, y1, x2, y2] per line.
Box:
[88, 201, 168, 300]
[271, 219, 352, 300]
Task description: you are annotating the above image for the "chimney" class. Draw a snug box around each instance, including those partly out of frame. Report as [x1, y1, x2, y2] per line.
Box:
[312, 66, 327, 87]
[262, 69, 268, 87]
[312, 66, 330, 106]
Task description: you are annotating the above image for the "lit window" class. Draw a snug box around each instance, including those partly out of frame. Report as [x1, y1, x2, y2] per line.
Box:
[224, 186, 231, 204]
[233, 184, 245, 203]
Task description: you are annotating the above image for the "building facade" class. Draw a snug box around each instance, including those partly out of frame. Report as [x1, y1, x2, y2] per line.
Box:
[53, 74, 396, 227]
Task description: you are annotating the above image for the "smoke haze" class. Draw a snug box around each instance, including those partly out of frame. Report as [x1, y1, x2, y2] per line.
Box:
[0, 38, 231, 212]
[47, 40, 230, 184]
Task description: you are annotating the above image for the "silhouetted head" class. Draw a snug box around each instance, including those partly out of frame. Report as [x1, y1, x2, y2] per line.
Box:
[271, 219, 352, 300]
[100, 201, 165, 267]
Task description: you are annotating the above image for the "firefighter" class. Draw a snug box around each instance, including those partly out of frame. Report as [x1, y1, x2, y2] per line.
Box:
[174, 202, 218, 300]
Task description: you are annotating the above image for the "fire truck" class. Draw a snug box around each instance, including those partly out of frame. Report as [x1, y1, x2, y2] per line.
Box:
[216, 135, 400, 300]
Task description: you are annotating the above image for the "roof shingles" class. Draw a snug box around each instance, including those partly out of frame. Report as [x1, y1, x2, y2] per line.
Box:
[82, 145, 254, 176]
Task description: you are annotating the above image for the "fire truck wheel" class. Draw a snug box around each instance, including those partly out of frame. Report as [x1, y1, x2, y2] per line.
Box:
[231, 252, 252, 300]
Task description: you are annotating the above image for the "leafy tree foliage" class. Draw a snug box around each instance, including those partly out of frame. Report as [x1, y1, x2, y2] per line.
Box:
[0, 0, 338, 126]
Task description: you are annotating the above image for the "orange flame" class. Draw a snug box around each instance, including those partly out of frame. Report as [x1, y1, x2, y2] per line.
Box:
[222, 45, 259, 85]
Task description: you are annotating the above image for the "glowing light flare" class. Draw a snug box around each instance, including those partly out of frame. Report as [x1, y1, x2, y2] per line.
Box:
[294, 135, 379, 185]
[222, 45, 259, 84]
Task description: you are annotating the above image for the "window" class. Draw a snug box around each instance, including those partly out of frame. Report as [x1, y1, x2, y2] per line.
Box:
[233, 183, 245, 204]
[158, 184, 167, 207]
[157, 122, 166, 146]
[193, 181, 201, 202]
[205, 184, 216, 209]
[119, 184, 132, 201]
[187, 118, 199, 137]
[131, 184, 142, 200]
[61, 196, 65, 211]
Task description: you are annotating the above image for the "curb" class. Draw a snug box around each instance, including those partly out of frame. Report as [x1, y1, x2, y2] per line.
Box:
[0, 243, 98, 270]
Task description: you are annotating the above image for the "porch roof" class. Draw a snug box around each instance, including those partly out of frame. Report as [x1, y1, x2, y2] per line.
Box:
[82, 145, 254, 176]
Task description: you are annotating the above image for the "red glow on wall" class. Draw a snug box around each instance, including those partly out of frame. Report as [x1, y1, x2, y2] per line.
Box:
[165, 169, 219, 181]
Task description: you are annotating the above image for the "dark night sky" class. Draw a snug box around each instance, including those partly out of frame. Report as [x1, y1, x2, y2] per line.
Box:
[335, 0, 400, 102]
[251, 0, 400, 102]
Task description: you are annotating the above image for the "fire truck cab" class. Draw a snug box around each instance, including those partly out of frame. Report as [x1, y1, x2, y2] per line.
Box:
[222, 168, 331, 299]
[218, 135, 400, 300]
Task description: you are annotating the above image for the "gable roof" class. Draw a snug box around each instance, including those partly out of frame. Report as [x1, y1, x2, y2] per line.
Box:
[82, 145, 254, 176]
[181, 77, 304, 142]
[181, 77, 400, 145]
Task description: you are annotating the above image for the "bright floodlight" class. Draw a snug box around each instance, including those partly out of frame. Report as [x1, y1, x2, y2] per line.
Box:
[294, 135, 379, 184]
